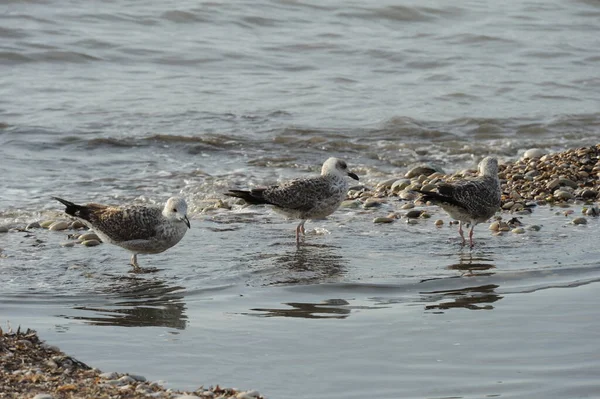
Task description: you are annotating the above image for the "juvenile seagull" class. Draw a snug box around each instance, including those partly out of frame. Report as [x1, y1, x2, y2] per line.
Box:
[53, 196, 190, 271]
[225, 157, 359, 245]
[417, 156, 501, 247]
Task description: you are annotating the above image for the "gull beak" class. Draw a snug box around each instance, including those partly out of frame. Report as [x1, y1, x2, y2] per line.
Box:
[183, 216, 191, 229]
[348, 172, 359, 181]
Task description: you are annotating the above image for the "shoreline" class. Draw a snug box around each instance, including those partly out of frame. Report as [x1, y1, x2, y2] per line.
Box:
[0, 327, 264, 399]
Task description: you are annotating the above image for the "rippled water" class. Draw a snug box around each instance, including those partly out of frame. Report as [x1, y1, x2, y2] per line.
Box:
[1, 0, 600, 398]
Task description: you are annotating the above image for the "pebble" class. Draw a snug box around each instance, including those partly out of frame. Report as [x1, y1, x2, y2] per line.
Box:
[572, 217, 587, 225]
[78, 232, 101, 242]
[434, 219, 444, 226]
[400, 203, 415, 210]
[173, 395, 201, 399]
[363, 198, 383, 208]
[376, 178, 399, 190]
[128, 373, 147, 382]
[81, 239, 101, 247]
[554, 190, 573, 200]
[501, 201, 515, 210]
[340, 200, 361, 209]
[99, 371, 119, 379]
[557, 177, 577, 188]
[373, 217, 394, 224]
[581, 189, 598, 199]
[420, 183, 436, 192]
[0, 225, 8, 233]
[48, 221, 69, 231]
[70, 220, 87, 229]
[512, 227, 526, 234]
[584, 206, 599, 216]
[522, 148, 546, 159]
[33, 394, 54, 399]
[526, 225, 542, 231]
[60, 242, 76, 248]
[405, 164, 443, 178]
[398, 190, 417, 201]
[406, 219, 419, 225]
[405, 210, 423, 219]
[26, 222, 41, 230]
[390, 179, 411, 192]
[236, 391, 261, 399]
[39, 220, 55, 228]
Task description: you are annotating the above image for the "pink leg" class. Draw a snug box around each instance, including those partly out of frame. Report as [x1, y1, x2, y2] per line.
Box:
[469, 225, 475, 248]
[295, 224, 301, 245]
[299, 220, 306, 235]
[458, 221, 466, 246]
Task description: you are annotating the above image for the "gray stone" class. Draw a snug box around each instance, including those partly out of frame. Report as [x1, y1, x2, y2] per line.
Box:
[26, 222, 41, 230]
[522, 148, 546, 159]
[405, 164, 444, 178]
[33, 394, 54, 399]
[373, 217, 394, 224]
[572, 217, 587, 225]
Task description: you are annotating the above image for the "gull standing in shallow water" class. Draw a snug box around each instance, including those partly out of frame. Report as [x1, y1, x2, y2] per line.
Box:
[417, 156, 501, 247]
[53, 196, 190, 271]
[225, 157, 359, 245]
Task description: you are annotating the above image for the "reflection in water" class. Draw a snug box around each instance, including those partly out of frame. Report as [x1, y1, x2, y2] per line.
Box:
[250, 299, 352, 319]
[421, 250, 502, 311]
[66, 277, 188, 329]
[272, 244, 347, 285]
[446, 250, 496, 277]
[247, 243, 348, 285]
[422, 284, 503, 311]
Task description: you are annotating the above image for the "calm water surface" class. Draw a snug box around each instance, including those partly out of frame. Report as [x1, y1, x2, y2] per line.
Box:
[1, 0, 600, 398]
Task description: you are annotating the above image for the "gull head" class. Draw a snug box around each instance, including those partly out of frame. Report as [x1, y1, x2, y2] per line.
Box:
[478, 156, 499, 177]
[321, 157, 359, 181]
[163, 197, 191, 228]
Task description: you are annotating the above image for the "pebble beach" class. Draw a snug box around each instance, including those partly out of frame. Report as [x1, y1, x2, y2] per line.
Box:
[0, 327, 264, 399]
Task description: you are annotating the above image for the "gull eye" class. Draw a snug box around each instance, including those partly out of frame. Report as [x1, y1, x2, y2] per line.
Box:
[172, 208, 177, 212]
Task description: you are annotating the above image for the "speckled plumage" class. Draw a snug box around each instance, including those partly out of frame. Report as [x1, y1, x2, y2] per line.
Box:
[418, 157, 501, 247]
[225, 157, 359, 245]
[53, 196, 190, 270]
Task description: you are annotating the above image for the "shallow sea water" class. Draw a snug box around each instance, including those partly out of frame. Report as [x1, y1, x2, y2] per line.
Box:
[2, 205, 600, 398]
[2, 0, 600, 397]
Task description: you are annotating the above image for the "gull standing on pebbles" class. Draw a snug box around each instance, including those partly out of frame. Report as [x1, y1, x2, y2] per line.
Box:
[53, 196, 190, 271]
[225, 157, 359, 245]
[416, 156, 501, 247]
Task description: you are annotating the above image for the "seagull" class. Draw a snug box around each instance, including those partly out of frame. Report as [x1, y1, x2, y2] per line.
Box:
[417, 156, 501, 247]
[53, 196, 190, 271]
[225, 157, 359, 245]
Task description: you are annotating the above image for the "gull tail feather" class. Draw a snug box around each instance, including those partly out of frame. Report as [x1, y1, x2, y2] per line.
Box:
[416, 190, 462, 208]
[224, 189, 274, 206]
[52, 197, 94, 222]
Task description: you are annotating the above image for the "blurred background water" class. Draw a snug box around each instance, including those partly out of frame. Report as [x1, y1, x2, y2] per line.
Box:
[1, 1, 600, 398]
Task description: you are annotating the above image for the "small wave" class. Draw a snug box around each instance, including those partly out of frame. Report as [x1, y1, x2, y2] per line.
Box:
[339, 5, 463, 22]
[160, 10, 209, 23]
[28, 50, 102, 63]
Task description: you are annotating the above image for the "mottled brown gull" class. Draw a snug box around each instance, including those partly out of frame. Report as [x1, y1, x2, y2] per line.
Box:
[417, 156, 501, 247]
[225, 157, 359, 245]
[53, 196, 190, 271]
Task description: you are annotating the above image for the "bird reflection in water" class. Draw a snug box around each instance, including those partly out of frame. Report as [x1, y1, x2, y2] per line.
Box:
[422, 284, 502, 311]
[250, 298, 351, 319]
[68, 277, 188, 329]
[446, 250, 496, 277]
[263, 243, 347, 285]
